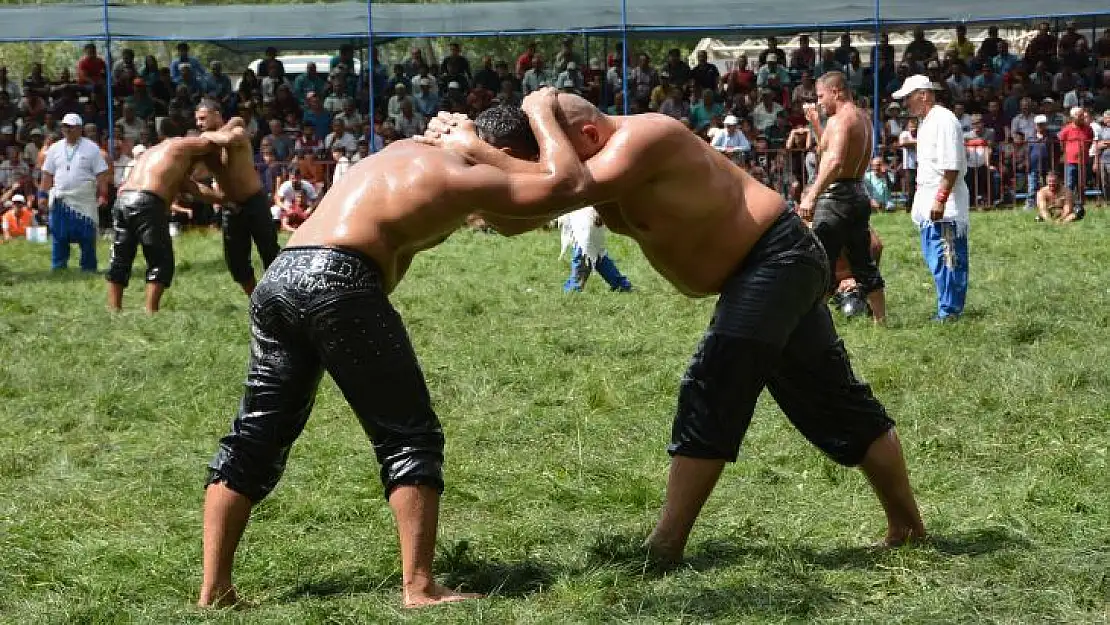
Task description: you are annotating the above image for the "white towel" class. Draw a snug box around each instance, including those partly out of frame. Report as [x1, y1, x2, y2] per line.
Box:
[557, 206, 606, 263]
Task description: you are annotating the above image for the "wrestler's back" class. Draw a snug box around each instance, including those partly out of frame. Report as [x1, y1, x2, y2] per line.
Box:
[118, 142, 196, 205]
[604, 115, 786, 297]
[287, 141, 472, 293]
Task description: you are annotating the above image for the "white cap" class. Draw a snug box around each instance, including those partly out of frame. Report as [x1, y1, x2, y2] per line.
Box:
[62, 113, 83, 127]
[766, 53, 778, 63]
[1033, 114, 1048, 124]
[723, 115, 739, 125]
[566, 61, 577, 70]
[892, 74, 937, 99]
[11, 194, 25, 204]
[448, 81, 461, 89]
[1069, 106, 1083, 119]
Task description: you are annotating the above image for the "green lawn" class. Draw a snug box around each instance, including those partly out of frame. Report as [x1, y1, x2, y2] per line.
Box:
[0, 210, 1107, 624]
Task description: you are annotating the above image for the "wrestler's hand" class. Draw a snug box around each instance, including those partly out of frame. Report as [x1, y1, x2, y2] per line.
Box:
[930, 200, 945, 221]
[522, 87, 559, 114]
[803, 102, 821, 127]
[797, 194, 815, 221]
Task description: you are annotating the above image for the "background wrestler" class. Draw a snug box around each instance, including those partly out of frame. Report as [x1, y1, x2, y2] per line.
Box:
[422, 92, 925, 567]
[194, 100, 281, 296]
[198, 98, 592, 610]
[106, 134, 226, 313]
[1036, 171, 1078, 223]
[798, 72, 888, 324]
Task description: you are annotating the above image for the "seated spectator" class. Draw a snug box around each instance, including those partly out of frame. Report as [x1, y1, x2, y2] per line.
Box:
[1053, 65, 1082, 95]
[294, 63, 328, 105]
[792, 72, 816, 104]
[1036, 171, 1078, 222]
[973, 64, 1003, 91]
[658, 87, 689, 120]
[710, 115, 751, 163]
[946, 63, 973, 101]
[756, 54, 790, 89]
[764, 111, 792, 149]
[751, 88, 784, 134]
[723, 55, 755, 97]
[992, 41, 1021, 76]
[815, 49, 842, 77]
[555, 62, 585, 94]
[266, 118, 293, 161]
[472, 56, 500, 93]
[294, 121, 322, 153]
[0, 145, 30, 189]
[465, 85, 493, 117]
[330, 144, 351, 184]
[22, 128, 44, 166]
[261, 63, 290, 105]
[946, 25, 976, 62]
[170, 43, 206, 83]
[688, 88, 723, 132]
[522, 56, 553, 95]
[302, 91, 332, 137]
[1063, 84, 1094, 110]
[834, 33, 860, 67]
[758, 36, 784, 67]
[1, 193, 33, 240]
[440, 81, 467, 114]
[390, 100, 425, 139]
[77, 43, 106, 89]
[494, 79, 520, 107]
[792, 34, 818, 72]
[205, 61, 234, 105]
[863, 157, 895, 211]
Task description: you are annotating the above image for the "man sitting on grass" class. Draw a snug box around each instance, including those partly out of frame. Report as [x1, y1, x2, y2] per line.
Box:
[1035, 171, 1079, 223]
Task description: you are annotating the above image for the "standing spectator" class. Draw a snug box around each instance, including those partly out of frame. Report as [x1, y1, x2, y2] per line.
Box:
[40, 113, 109, 272]
[170, 43, 206, 84]
[557, 206, 633, 293]
[757, 37, 783, 67]
[864, 157, 896, 212]
[1010, 97, 1036, 140]
[904, 27, 939, 63]
[1058, 21, 1087, 57]
[660, 49, 690, 87]
[690, 50, 721, 93]
[522, 56, 553, 95]
[22, 63, 50, 99]
[1026, 114, 1056, 209]
[261, 47, 285, 81]
[1056, 107, 1094, 218]
[555, 38, 581, 74]
[77, 43, 106, 89]
[1024, 22, 1057, 71]
[992, 41, 1021, 76]
[261, 63, 289, 105]
[473, 57, 500, 93]
[516, 41, 538, 78]
[793, 34, 819, 72]
[294, 63, 327, 105]
[964, 115, 993, 206]
[893, 75, 969, 322]
[1095, 110, 1110, 202]
[440, 42, 471, 81]
[834, 33, 859, 67]
[978, 26, 1005, 60]
[946, 25, 976, 62]
[629, 54, 658, 107]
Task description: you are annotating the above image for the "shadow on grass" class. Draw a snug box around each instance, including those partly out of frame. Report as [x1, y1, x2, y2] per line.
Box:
[282, 568, 401, 600]
[437, 540, 558, 598]
[620, 577, 840, 619]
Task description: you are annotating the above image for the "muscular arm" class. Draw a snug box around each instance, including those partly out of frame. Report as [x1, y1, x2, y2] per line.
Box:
[181, 178, 225, 204]
[1036, 189, 1053, 221]
[1059, 189, 1074, 221]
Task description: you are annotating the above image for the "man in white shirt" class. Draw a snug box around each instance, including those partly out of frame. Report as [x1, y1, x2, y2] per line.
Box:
[324, 118, 357, 154]
[710, 115, 752, 164]
[40, 113, 110, 272]
[274, 167, 318, 214]
[893, 75, 969, 322]
[898, 118, 918, 207]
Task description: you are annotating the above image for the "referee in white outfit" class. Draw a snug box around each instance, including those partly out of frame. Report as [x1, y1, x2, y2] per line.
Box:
[893, 75, 970, 322]
[39, 113, 110, 272]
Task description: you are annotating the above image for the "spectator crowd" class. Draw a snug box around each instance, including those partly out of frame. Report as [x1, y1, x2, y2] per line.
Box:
[2, 23, 1110, 238]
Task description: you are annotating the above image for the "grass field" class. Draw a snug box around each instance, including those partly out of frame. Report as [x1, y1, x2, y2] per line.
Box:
[0, 210, 1108, 624]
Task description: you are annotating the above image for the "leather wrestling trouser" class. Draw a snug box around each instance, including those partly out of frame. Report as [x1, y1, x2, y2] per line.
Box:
[105, 190, 175, 287]
[207, 246, 445, 502]
[668, 211, 893, 466]
[812, 180, 885, 295]
[222, 191, 281, 285]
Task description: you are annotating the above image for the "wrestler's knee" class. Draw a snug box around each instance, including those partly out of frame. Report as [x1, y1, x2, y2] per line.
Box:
[147, 255, 175, 287]
[206, 437, 293, 503]
[377, 431, 446, 499]
[106, 262, 131, 287]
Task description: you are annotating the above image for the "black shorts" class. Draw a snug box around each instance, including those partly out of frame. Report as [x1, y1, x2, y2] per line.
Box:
[105, 190, 175, 287]
[207, 246, 445, 502]
[668, 211, 893, 466]
[222, 190, 281, 284]
[813, 180, 885, 295]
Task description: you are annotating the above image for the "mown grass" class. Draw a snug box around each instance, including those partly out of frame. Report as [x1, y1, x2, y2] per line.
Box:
[0, 209, 1107, 624]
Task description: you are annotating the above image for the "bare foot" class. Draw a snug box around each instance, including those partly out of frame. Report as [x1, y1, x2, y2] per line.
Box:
[197, 585, 241, 609]
[875, 526, 928, 548]
[403, 583, 482, 608]
[642, 536, 683, 571]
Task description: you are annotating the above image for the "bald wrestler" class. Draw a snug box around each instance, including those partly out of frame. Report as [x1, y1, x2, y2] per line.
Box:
[106, 134, 227, 313]
[422, 90, 925, 567]
[1035, 171, 1079, 223]
[194, 99, 281, 296]
[198, 98, 589, 609]
[798, 71, 888, 323]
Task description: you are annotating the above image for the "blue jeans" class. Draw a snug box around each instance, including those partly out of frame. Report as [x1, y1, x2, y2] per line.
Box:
[48, 198, 99, 272]
[1064, 163, 1086, 216]
[920, 221, 968, 320]
[563, 247, 632, 292]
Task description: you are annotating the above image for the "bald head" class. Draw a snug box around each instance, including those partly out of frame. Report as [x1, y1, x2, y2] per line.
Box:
[556, 93, 602, 127]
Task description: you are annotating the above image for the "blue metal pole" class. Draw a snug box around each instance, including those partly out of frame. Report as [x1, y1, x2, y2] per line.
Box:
[367, 0, 376, 153]
[620, 0, 629, 115]
[872, 4, 881, 155]
[103, 0, 114, 160]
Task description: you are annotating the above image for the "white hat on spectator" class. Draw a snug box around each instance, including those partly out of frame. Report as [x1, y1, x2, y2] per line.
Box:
[566, 62, 577, 70]
[12, 194, 25, 204]
[62, 113, 83, 127]
[766, 53, 778, 63]
[1041, 97, 1055, 103]
[926, 60, 940, 69]
[723, 115, 739, 125]
[418, 77, 432, 87]
[1103, 110, 1110, 118]
[1033, 114, 1048, 124]
[1069, 106, 1083, 118]
[892, 74, 938, 99]
[886, 102, 901, 110]
[448, 81, 461, 89]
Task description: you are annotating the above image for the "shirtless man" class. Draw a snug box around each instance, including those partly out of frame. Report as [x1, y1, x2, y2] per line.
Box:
[1035, 171, 1078, 223]
[798, 71, 888, 324]
[194, 99, 281, 296]
[105, 134, 226, 313]
[198, 98, 589, 609]
[422, 90, 925, 566]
